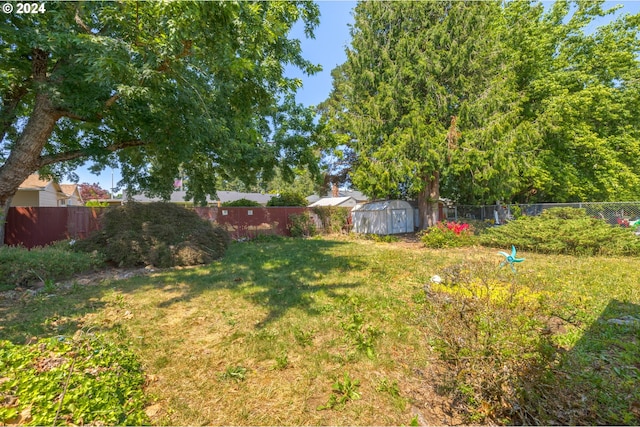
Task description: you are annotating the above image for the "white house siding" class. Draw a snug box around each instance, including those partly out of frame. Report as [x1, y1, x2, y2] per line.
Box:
[39, 184, 62, 207]
[11, 191, 40, 207]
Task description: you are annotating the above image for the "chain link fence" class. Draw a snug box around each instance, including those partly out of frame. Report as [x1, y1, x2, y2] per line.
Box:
[447, 202, 640, 229]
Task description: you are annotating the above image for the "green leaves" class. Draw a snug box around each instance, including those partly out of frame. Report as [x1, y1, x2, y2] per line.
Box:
[1, 1, 323, 206]
[0, 335, 148, 426]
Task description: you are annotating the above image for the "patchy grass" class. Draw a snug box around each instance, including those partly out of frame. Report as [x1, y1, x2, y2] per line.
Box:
[1, 237, 638, 425]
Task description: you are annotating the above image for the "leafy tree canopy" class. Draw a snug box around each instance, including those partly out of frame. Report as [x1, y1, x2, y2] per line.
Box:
[79, 182, 110, 201]
[266, 190, 308, 206]
[0, 0, 323, 215]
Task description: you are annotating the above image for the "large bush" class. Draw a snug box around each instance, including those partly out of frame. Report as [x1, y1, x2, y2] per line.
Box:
[478, 207, 640, 256]
[288, 212, 317, 237]
[0, 244, 104, 290]
[74, 202, 230, 267]
[221, 198, 262, 207]
[266, 191, 308, 207]
[311, 206, 351, 234]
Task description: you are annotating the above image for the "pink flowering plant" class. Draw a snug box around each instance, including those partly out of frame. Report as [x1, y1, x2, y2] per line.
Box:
[420, 221, 475, 248]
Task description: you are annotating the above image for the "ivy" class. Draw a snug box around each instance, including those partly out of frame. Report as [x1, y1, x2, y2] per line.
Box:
[0, 334, 149, 426]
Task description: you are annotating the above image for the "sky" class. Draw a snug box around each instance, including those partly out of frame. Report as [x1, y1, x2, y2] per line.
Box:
[73, 0, 640, 194]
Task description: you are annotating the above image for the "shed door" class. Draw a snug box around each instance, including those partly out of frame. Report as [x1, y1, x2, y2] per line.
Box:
[391, 209, 406, 234]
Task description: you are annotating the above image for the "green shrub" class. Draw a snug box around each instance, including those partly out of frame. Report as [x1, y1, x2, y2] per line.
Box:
[479, 207, 640, 256]
[420, 221, 475, 248]
[0, 334, 149, 425]
[312, 206, 351, 234]
[84, 200, 109, 207]
[74, 202, 230, 267]
[422, 259, 556, 424]
[221, 198, 262, 207]
[288, 212, 317, 237]
[0, 244, 104, 290]
[266, 191, 308, 207]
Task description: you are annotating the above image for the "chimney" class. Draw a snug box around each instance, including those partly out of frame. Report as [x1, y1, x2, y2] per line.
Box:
[332, 183, 339, 197]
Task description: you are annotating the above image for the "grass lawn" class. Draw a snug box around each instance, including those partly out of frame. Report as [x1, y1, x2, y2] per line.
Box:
[1, 236, 639, 425]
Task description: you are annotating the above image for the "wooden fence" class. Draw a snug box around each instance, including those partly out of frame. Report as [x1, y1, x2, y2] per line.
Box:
[3, 206, 314, 248]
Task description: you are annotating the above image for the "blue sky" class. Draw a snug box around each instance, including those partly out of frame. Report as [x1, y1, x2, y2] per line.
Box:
[74, 0, 639, 193]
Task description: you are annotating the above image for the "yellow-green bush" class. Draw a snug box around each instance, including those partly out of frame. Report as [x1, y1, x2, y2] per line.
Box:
[479, 207, 640, 256]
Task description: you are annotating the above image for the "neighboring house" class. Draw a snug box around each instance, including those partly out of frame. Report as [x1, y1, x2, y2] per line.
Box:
[123, 190, 273, 206]
[12, 174, 70, 207]
[308, 196, 358, 208]
[339, 189, 368, 203]
[307, 189, 369, 205]
[60, 184, 84, 206]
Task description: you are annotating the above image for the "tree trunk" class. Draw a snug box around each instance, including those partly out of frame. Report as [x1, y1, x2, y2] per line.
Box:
[0, 93, 61, 246]
[0, 196, 12, 246]
[417, 171, 440, 230]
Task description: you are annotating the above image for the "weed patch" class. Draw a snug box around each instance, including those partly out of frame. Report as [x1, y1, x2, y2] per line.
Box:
[420, 257, 557, 424]
[317, 372, 361, 410]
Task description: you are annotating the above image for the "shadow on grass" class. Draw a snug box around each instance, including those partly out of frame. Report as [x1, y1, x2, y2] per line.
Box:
[530, 299, 640, 425]
[0, 238, 366, 342]
[153, 238, 367, 327]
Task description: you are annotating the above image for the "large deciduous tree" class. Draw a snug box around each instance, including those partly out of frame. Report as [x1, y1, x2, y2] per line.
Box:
[323, 1, 521, 228]
[0, 1, 322, 243]
[503, 0, 640, 202]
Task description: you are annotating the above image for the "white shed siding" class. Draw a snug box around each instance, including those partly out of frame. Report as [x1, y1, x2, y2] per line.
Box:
[352, 200, 414, 235]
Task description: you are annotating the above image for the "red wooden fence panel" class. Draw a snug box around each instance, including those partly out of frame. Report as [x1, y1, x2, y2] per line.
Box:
[4, 206, 311, 247]
[4, 207, 104, 248]
[5, 207, 70, 248]
[194, 206, 309, 239]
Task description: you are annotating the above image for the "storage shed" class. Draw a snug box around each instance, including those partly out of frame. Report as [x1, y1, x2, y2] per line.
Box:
[351, 200, 415, 235]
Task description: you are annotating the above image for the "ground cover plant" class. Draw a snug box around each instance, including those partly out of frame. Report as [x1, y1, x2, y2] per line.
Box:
[73, 202, 230, 268]
[0, 333, 148, 425]
[1, 237, 638, 425]
[0, 243, 104, 291]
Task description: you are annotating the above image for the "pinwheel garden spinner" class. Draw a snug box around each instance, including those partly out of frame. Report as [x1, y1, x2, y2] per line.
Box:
[498, 245, 525, 272]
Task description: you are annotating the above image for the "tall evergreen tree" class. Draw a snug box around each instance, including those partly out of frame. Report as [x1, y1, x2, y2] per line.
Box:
[323, 1, 521, 228]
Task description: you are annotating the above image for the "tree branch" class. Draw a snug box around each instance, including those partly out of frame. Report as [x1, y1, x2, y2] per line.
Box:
[37, 140, 149, 167]
[74, 7, 92, 33]
[0, 84, 29, 143]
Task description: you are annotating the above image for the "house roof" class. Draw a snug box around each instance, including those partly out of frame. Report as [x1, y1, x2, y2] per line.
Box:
[339, 189, 368, 202]
[124, 190, 273, 205]
[18, 174, 66, 198]
[18, 174, 51, 189]
[60, 184, 78, 196]
[309, 196, 356, 207]
[217, 191, 272, 205]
